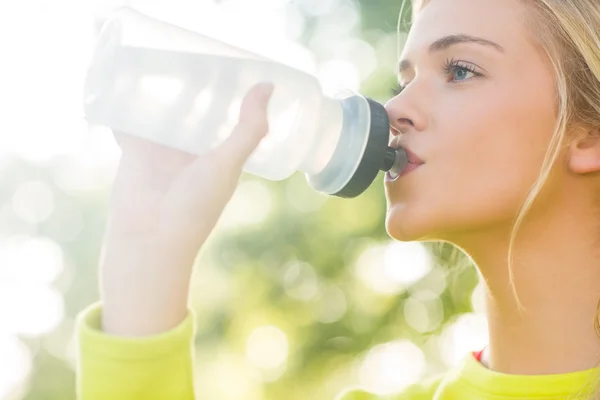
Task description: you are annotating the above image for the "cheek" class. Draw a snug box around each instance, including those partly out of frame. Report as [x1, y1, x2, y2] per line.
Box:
[450, 95, 551, 185]
[450, 98, 552, 212]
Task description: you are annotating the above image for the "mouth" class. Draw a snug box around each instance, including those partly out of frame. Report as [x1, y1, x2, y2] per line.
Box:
[386, 162, 423, 182]
[386, 139, 425, 182]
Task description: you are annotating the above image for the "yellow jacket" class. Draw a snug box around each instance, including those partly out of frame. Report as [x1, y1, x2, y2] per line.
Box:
[77, 304, 598, 400]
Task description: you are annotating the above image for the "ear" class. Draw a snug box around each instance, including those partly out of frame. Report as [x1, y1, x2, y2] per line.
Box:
[568, 128, 600, 174]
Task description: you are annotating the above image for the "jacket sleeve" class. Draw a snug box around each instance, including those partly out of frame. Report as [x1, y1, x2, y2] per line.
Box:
[76, 303, 196, 400]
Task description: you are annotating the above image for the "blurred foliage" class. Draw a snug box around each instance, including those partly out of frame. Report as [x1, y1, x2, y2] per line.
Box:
[2, 0, 481, 399]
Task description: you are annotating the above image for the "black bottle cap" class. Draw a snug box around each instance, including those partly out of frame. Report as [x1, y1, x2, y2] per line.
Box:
[333, 98, 390, 198]
[382, 146, 398, 172]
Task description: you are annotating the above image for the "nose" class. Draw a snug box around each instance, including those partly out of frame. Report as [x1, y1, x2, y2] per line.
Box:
[384, 84, 428, 136]
[388, 117, 414, 137]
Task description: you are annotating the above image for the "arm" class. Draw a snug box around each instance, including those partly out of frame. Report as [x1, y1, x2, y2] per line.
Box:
[76, 84, 274, 399]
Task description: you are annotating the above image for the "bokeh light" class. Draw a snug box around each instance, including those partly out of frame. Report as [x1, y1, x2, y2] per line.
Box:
[204, 351, 262, 400]
[0, 336, 32, 400]
[384, 241, 432, 286]
[12, 181, 55, 225]
[246, 325, 289, 371]
[355, 243, 405, 295]
[283, 261, 320, 301]
[0, 236, 65, 283]
[355, 241, 432, 295]
[317, 284, 348, 324]
[0, 284, 64, 337]
[404, 291, 444, 333]
[358, 340, 426, 395]
[439, 313, 489, 367]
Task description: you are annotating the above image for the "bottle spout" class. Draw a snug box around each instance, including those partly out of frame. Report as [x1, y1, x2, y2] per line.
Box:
[381, 146, 408, 174]
[308, 95, 401, 198]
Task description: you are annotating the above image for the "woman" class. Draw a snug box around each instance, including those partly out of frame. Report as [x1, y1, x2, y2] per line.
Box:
[76, 0, 600, 398]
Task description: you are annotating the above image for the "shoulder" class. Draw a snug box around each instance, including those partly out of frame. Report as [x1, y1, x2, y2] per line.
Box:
[336, 374, 445, 400]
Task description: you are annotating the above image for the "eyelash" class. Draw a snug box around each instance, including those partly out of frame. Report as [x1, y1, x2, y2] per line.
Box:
[391, 57, 483, 97]
[442, 57, 481, 80]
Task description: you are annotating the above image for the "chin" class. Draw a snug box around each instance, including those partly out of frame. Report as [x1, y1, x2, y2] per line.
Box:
[385, 202, 434, 242]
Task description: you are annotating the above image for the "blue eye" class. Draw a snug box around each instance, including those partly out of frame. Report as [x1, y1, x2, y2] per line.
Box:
[452, 67, 472, 81]
[392, 58, 481, 95]
[443, 58, 482, 83]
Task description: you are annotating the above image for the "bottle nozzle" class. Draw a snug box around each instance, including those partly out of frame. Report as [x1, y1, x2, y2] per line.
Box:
[381, 146, 408, 174]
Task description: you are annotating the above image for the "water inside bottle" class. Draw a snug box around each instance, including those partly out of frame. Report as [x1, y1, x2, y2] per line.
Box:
[85, 46, 332, 180]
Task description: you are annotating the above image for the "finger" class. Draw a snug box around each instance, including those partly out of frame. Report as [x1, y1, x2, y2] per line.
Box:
[112, 130, 154, 154]
[215, 82, 274, 171]
[112, 130, 151, 152]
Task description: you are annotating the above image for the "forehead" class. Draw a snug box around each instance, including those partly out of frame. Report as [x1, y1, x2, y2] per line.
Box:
[402, 0, 529, 57]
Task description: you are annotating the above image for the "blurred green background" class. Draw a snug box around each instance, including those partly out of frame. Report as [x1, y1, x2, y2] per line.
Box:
[0, 0, 486, 399]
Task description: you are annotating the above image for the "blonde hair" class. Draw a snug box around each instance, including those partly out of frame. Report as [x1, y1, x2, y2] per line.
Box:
[400, 0, 600, 397]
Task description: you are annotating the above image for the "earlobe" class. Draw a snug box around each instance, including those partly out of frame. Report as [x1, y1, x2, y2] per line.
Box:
[568, 131, 600, 174]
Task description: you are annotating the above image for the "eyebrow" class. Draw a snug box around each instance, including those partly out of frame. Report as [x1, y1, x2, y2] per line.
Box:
[398, 34, 505, 73]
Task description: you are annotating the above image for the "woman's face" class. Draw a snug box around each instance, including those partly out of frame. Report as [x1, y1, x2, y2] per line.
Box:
[384, 0, 558, 242]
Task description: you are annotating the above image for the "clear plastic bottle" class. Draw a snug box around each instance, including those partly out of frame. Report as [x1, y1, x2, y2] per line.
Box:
[84, 7, 407, 197]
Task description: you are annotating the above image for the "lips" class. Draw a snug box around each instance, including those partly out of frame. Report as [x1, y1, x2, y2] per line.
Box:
[389, 138, 425, 164]
[387, 139, 425, 181]
[399, 148, 424, 165]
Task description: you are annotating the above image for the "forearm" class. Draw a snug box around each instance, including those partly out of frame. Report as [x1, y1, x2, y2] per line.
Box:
[78, 85, 271, 399]
[100, 231, 197, 336]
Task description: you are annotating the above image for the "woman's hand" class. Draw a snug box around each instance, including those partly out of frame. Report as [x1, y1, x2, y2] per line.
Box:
[100, 83, 274, 336]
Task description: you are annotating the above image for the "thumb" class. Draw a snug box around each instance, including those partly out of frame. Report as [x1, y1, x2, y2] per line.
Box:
[215, 83, 274, 171]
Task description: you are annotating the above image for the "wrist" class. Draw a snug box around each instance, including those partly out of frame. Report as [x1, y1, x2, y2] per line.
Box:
[100, 233, 197, 336]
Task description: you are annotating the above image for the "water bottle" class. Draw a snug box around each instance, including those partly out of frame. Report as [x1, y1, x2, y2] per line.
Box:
[84, 7, 408, 198]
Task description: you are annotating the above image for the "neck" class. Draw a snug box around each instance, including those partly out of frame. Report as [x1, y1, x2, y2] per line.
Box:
[453, 198, 600, 375]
